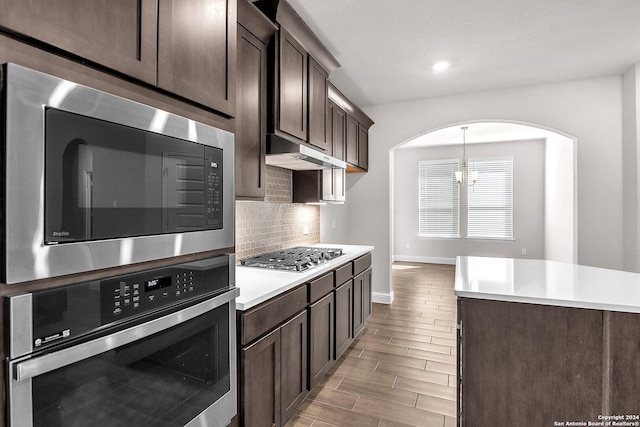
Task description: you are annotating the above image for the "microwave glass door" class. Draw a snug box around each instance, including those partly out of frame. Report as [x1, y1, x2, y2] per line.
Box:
[44, 108, 223, 245]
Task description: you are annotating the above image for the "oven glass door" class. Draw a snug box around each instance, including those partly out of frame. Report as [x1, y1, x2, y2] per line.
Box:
[9, 301, 232, 427]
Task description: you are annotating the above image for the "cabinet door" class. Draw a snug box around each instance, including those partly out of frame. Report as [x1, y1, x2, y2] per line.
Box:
[334, 169, 346, 202]
[278, 28, 308, 141]
[236, 24, 267, 199]
[609, 312, 640, 413]
[309, 292, 335, 388]
[321, 169, 335, 201]
[0, 0, 157, 84]
[330, 100, 346, 161]
[358, 124, 369, 170]
[362, 267, 372, 321]
[460, 298, 603, 425]
[280, 311, 308, 425]
[353, 271, 364, 337]
[335, 280, 353, 359]
[307, 57, 330, 152]
[241, 328, 281, 427]
[158, 0, 237, 115]
[346, 115, 359, 166]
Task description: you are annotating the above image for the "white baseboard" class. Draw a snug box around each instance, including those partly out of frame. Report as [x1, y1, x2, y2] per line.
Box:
[372, 291, 394, 305]
[393, 255, 456, 265]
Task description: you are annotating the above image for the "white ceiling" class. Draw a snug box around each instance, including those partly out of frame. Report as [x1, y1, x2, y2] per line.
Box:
[287, 0, 640, 107]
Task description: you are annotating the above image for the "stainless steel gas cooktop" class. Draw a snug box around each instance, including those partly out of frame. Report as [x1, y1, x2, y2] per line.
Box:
[240, 246, 343, 272]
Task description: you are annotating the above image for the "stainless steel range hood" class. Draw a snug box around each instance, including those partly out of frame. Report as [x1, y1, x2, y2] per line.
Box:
[266, 134, 346, 170]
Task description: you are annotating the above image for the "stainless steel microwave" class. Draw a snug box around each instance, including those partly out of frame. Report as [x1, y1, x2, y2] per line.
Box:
[2, 64, 235, 284]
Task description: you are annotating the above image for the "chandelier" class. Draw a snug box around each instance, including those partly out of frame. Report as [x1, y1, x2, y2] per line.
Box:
[455, 126, 478, 187]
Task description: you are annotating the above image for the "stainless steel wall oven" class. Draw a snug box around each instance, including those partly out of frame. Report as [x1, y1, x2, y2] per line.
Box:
[6, 254, 238, 427]
[2, 63, 235, 283]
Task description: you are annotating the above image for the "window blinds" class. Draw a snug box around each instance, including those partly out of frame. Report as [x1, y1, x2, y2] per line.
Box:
[419, 160, 460, 238]
[467, 158, 513, 239]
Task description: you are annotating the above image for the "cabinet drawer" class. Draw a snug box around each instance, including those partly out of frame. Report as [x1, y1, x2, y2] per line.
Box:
[240, 285, 307, 345]
[335, 262, 353, 287]
[308, 272, 334, 304]
[354, 253, 372, 276]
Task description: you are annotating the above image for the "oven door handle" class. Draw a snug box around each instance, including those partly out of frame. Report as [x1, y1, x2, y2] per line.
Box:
[13, 288, 239, 382]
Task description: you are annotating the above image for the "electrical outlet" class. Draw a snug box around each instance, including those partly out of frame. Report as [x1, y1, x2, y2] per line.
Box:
[406, 242, 411, 249]
[521, 248, 527, 255]
[302, 225, 309, 235]
[332, 219, 337, 230]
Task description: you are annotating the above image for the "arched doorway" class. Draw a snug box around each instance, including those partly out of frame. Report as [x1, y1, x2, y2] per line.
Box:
[390, 120, 577, 264]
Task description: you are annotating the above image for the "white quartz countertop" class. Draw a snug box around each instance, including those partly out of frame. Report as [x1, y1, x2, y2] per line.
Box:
[455, 256, 640, 313]
[235, 244, 374, 310]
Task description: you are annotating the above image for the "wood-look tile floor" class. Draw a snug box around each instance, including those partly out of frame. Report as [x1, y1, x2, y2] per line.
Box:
[285, 262, 458, 427]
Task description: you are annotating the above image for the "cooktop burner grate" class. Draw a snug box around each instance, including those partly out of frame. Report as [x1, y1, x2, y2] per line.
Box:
[240, 246, 344, 272]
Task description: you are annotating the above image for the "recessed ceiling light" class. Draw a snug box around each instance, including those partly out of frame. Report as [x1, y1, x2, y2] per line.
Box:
[432, 60, 450, 73]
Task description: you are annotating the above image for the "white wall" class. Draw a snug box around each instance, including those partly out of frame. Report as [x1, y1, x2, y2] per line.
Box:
[623, 64, 640, 272]
[544, 134, 576, 263]
[337, 76, 622, 302]
[320, 203, 349, 244]
[393, 139, 545, 263]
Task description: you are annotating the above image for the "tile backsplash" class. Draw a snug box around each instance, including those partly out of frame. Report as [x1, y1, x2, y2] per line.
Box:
[235, 165, 320, 260]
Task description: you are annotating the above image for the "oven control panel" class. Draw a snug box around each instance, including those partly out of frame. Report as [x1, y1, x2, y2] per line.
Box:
[17, 255, 233, 355]
[100, 260, 229, 324]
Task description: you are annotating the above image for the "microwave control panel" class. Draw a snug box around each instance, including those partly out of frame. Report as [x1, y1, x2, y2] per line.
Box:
[206, 146, 223, 230]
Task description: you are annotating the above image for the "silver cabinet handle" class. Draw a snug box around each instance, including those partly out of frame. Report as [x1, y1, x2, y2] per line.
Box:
[14, 288, 238, 382]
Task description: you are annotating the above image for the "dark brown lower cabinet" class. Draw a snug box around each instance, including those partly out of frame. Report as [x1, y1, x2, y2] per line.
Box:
[279, 311, 308, 424]
[240, 310, 307, 427]
[362, 267, 372, 322]
[237, 252, 373, 426]
[241, 328, 281, 427]
[609, 311, 640, 413]
[334, 279, 353, 359]
[353, 255, 372, 337]
[353, 271, 364, 337]
[309, 292, 335, 388]
[458, 298, 604, 426]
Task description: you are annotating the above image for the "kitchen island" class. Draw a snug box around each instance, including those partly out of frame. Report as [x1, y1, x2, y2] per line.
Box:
[455, 256, 640, 426]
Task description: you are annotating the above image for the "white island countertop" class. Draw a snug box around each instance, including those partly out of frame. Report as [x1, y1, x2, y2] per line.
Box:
[455, 256, 640, 313]
[235, 244, 374, 310]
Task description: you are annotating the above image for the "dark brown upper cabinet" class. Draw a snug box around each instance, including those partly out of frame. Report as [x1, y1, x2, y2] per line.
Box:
[329, 99, 346, 161]
[292, 99, 346, 203]
[0, 0, 237, 116]
[158, 0, 237, 116]
[292, 168, 344, 203]
[346, 115, 359, 166]
[236, 0, 277, 200]
[328, 83, 374, 172]
[278, 27, 308, 141]
[307, 57, 330, 152]
[255, 0, 339, 151]
[358, 124, 369, 171]
[0, 0, 158, 84]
